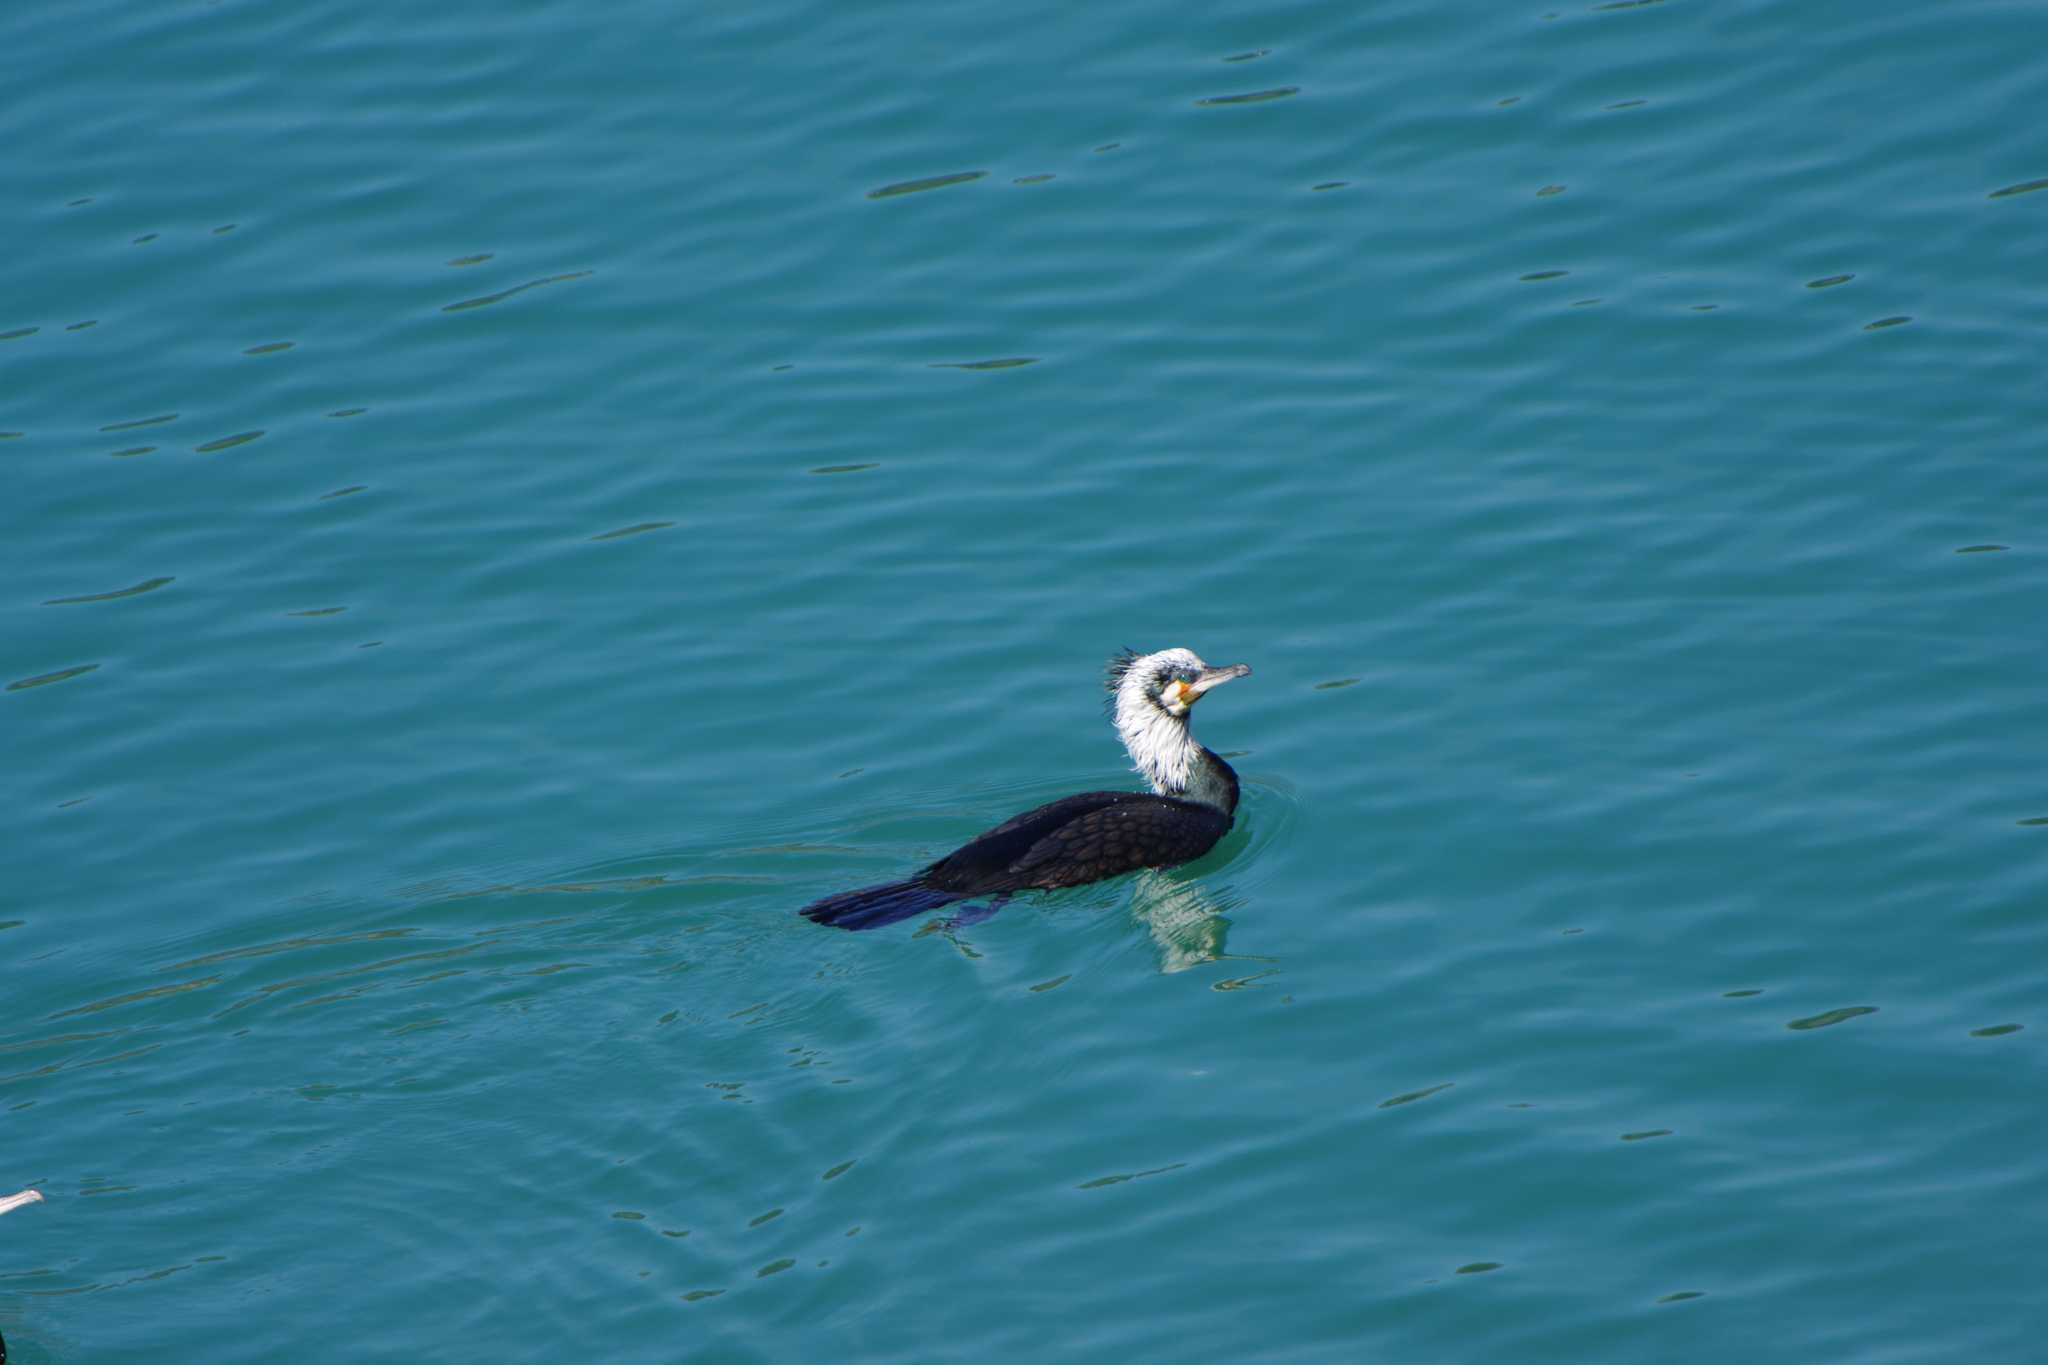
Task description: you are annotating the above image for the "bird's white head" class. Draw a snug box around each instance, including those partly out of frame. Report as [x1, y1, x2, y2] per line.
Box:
[1104, 647, 1252, 797]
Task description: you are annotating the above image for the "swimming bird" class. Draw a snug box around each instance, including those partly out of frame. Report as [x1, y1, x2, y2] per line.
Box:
[800, 647, 1253, 931]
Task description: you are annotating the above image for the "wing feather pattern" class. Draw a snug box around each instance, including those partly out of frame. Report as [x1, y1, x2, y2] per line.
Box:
[921, 791, 1145, 892]
[1004, 797, 1229, 889]
[920, 792, 1229, 894]
[807, 784, 1234, 929]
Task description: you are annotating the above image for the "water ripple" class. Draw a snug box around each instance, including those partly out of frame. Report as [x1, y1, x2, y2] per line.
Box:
[1194, 87, 1299, 107]
[441, 270, 591, 313]
[865, 171, 986, 200]
[6, 663, 99, 692]
[1786, 1006, 1880, 1031]
[42, 576, 173, 605]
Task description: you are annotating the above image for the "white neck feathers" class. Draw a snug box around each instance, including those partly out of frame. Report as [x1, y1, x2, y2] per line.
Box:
[1114, 685, 1202, 798]
[1112, 677, 1236, 812]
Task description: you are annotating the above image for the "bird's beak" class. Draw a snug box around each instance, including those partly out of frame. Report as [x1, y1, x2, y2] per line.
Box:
[1187, 662, 1252, 699]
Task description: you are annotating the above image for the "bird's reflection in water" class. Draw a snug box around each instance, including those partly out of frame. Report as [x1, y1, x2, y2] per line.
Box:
[1129, 870, 1240, 973]
[920, 870, 1264, 976]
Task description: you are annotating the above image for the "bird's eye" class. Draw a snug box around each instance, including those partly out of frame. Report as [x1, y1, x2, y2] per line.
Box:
[1172, 669, 1196, 685]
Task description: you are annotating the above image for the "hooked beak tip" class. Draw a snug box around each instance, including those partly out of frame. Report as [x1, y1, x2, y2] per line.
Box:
[1188, 662, 1253, 697]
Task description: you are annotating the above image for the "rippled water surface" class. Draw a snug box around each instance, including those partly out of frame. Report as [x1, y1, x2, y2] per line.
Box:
[5, 0, 2046, 1360]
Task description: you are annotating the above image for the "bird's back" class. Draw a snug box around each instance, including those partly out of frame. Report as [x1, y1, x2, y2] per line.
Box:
[923, 790, 1230, 894]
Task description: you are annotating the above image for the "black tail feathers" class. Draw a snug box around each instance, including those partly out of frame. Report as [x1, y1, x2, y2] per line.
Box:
[799, 878, 961, 932]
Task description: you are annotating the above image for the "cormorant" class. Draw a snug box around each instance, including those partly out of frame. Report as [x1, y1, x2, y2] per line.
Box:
[800, 647, 1253, 931]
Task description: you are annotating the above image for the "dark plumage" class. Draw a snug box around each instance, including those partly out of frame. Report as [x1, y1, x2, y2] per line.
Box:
[801, 648, 1252, 931]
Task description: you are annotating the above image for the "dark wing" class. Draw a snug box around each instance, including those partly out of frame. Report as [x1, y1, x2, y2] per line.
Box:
[999, 795, 1230, 891]
[922, 791, 1152, 893]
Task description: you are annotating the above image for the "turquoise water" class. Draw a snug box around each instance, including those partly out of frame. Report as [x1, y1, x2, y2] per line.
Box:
[6, 0, 2046, 1358]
